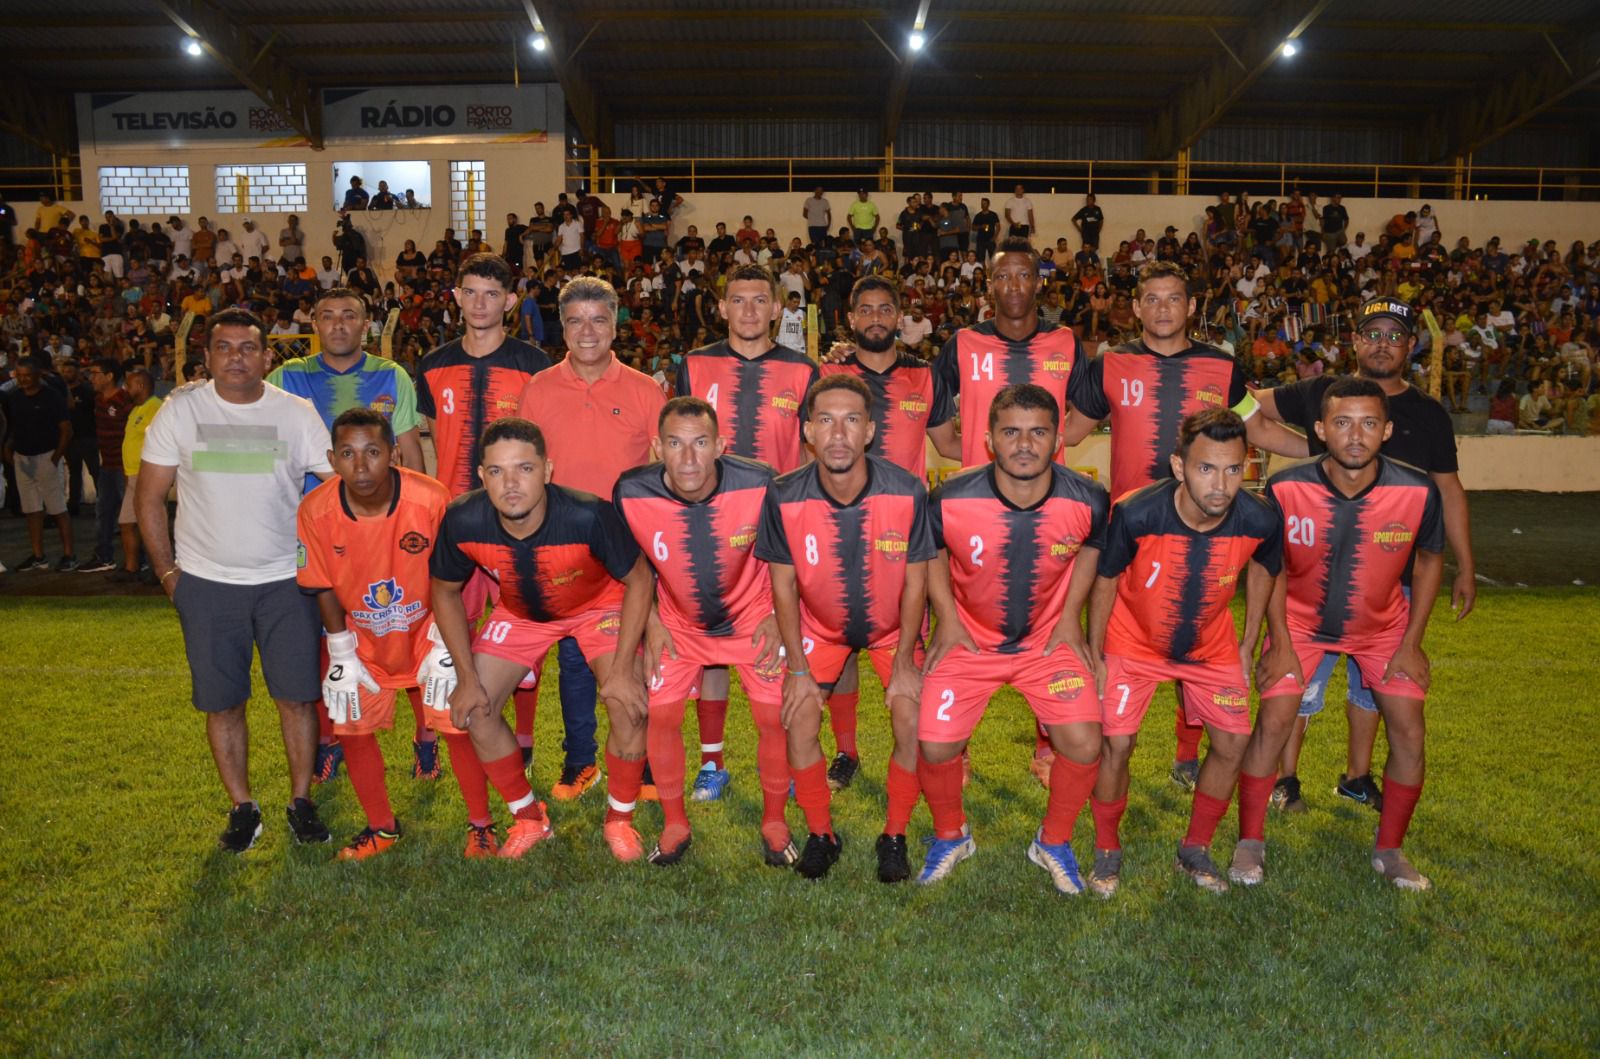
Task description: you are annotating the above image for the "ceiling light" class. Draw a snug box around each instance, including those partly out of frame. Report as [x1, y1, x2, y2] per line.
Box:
[910, 31, 926, 50]
[182, 37, 203, 57]
[531, 33, 548, 51]
[1281, 40, 1299, 57]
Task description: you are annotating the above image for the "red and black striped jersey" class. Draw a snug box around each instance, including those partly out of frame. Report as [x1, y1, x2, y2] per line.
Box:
[676, 340, 819, 473]
[755, 454, 937, 649]
[933, 320, 1078, 468]
[1266, 456, 1443, 642]
[1067, 340, 1257, 499]
[429, 485, 639, 622]
[416, 336, 551, 497]
[930, 463, 1109, 654]
[1098, 478, 1283, 666]
[819, 351, 953, 477]
[613, 455, 775, 639]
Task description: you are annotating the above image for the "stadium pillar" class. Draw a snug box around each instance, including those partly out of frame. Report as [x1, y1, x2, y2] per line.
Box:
[883, 144, 894, 192]
[589, 144, 599, 195]
[1451, 156, 1466, 200]
[1175, 148, 1190, 195]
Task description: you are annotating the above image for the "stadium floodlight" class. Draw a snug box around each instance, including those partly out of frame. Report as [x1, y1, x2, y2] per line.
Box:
[531, 33, 548, 52]
[182, 37, 203, 57]
[1281, 39, 1300, 57]
[909, 31, 926, 51]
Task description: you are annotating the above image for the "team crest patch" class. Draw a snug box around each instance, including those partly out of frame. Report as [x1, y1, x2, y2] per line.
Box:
[399, 531, 431, 554]
[874, 529, 908, 561]
[1211, 687, 1250, 714]
[728, 523, 758, 550]
[353, 578, 424, 635]
[1048, 671, 1087, 700]
[596, 612, 623, 637]
[369, 394, 396, 417]
[1373, 522, 1415, 553]
[1195, 386, 1226, 408]
[899, 395, 929, 421]
[770, 389, 800, 418]
[1049, 536, 1083, 562]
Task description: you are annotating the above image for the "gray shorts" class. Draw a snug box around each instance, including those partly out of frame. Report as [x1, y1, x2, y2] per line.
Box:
[172, 573, 321, 712]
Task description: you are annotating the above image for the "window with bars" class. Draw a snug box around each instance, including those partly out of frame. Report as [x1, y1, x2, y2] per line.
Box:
[450, 160, 487, 236]
[215, 164, 308, 212]
[99, 165, 191, 214]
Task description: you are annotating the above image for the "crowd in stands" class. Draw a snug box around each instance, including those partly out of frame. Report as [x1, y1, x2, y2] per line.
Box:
[3, 182, 1599, 438]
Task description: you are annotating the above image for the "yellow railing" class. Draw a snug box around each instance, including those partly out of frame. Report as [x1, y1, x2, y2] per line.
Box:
[0, 160, 83, 202]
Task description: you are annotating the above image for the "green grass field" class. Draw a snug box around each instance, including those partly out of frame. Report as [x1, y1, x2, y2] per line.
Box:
[3, 590, 1598, 1056]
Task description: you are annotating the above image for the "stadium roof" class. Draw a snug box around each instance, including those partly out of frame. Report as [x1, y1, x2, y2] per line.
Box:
[3, 0, 1598, 164]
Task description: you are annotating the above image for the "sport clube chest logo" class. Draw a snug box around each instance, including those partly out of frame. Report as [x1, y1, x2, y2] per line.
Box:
[874, 528, 908, 561]
[1049, 535, 1083, 563]
[353, 578, 424, 636]
[728, 523, 758, 550]
[1195, 386, 1226, 408]
[899, 394, 929, 422]
[1373, 521, 1415, 553]
[770, 389, 801, 418]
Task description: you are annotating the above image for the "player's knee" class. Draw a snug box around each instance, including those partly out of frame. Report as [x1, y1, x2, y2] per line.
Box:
[918, 739, 963, 764]
[1102, 734, 1136, 768]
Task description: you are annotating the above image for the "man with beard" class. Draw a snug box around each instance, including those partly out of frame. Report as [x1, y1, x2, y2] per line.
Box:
[1231, 378, 1443, 891]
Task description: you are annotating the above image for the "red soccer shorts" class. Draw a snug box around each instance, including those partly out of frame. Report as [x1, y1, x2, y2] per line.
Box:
[462, 568, 499, 625]
[473, 606, 624, 672]
[800, 635, 924, 693]
[1100, 653, 1253, 737]
[920, 647, 1101, 743]
[648, 624, 785, 707]
[1260, 627, 1427, 703]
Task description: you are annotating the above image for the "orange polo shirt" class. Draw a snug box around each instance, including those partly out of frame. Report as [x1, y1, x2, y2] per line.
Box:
[517, 353, 666, 497]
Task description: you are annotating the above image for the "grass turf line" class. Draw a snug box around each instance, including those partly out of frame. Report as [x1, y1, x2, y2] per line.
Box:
[2, 591, 1597, 1056]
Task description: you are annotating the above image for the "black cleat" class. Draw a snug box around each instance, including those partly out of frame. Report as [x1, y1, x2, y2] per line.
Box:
[647, 832, 693, 867]
[876, 833, 911, 883]
[286, 798, 331, 844]
[1271, 775, 1307, 814]
[1336, 772, 1384, 812]
[795, 831, 843, 880]
[519, 744, 533, 770]
[219, 802, 263, 853]
[826, 752, 860, 791]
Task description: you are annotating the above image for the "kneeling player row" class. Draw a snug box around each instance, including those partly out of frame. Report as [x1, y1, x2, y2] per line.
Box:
[298, 374, 1440, 893]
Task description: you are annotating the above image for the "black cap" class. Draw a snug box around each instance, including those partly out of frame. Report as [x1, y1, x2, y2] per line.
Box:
[1357, 296, 1415, 333]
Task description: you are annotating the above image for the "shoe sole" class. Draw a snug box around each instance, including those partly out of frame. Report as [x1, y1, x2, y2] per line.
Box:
[1027, 842, 1084, 895]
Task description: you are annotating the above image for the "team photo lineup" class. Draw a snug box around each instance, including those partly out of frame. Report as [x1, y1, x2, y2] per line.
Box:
[136, 241, 1453, 896]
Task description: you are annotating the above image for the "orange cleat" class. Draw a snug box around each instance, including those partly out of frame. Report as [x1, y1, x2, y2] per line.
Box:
[463, 823, 500, 858]
[337, 825, 400, 861]
[603, 818, 645, 862]
[498, 806, 554, 859]
[551, 764, 600, 801]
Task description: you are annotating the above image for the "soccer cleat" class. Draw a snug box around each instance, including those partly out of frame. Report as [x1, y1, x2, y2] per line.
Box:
[313, 742, 344, 784]
[1229, 839, 1266, 886]
[463, 823, 500, 858]
[54, 555, 78, 573]
[647, 828, 693, 867]
[1027, 829, 1086, 895]
[286, 798, 331, 844]
[1169, 758, 1200, 792]
[825, 752, 859, 792]
[690, 762, 732, 802]
[15, 555, 48, 573]
[519, 745, 533, 770]
[1337, 772, 1384, 812]
[77, 559, 116, 574]
[498, 808, 554, 859]
[1086, 849, 1122, 899]
[1271, 775, 1307, 814]
[1372, 848, 1432, 891]
[1175, 844, 1230, 894]
[218, 802, 263, 853]
[603, 819, 645, 862]
[916, 830, 975, 885]
[795, 831, 844, 880]
[337, 825, 400, 861]
[412, 739, 441, 780]
[761, 822, 799, 867]
[1029, 748, 1054, 789]
[551, 763, 600, 801]
[876, 833, 911, 883]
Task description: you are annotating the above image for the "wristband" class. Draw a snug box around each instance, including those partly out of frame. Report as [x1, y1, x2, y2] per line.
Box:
[786, 667, 810, 678]
[160, 568, 180, 584]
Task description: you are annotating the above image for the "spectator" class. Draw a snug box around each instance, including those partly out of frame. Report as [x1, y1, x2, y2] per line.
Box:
[342, 176, 370, 211]
[847, 189, 879, 247]
[3, 358, 76, 570]
[1518, 379, 1564, 432]
[78, 357, 134, 573]
[110, 365, 161, 582]
[1485, 378, 1518, 434]
[1070, 193, 1103, 252]
[1003, 183, 1035, 238]
[57, 358, 98, 516]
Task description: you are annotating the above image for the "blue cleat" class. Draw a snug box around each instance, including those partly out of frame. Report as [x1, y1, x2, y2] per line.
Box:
[916, 829, 975, 885]
[413, 738, 441, 780]
[313, 742, 344, 784]
[1027, 829, 1085, 895]
[690, 762, 731, 802]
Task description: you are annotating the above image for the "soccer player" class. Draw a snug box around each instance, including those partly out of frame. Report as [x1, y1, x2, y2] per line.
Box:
[1252, 296, 1474, 813]
[1085, 410, 1292, 896]
[815, 275, 959, 791]
[416, 253, 551, 772]
[916, 385, 1109, 893]
[271, 286, 433, 783]
[1231, 378, 1443, 890]
[755, 376, 935, 880]
[296, 408, 489, 858]
[518, 276, 665, 802]
[614, 397, 793, 865]
[1062, 261, 1310, 791]
[676, 264, 819, 801]
[429, 418, 655, 861]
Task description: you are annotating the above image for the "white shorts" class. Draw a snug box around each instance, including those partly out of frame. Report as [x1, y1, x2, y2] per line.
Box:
[15, 453, 66, 515]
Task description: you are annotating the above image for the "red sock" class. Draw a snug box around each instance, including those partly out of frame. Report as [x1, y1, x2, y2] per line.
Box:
[406, 688, 434, 743]
[1237, 771, 1276, 842]
[884, 757, 920, 835]
[1183, 790, 1232, 848]
[482, 750, 538, 818]
[1091, 796, 1128, 851]
[1174, 703, 1204, 763]
[513, 688, 537, 747]
[695, 698, 728, 768]
[443, 732, 493, 828]
[318, 707, 335, 743]
[917, 754, 966, 839]
[339, 733, 395, 831]
[1376, 774, 1423, 849]
[827, 692, 859, 759]
[790, 759, 833, 838]
[605, 749, 646, 823]
[1041, 755, 1099, 844]
[751, 700, 790, 825]
[647, 699, 689, 803]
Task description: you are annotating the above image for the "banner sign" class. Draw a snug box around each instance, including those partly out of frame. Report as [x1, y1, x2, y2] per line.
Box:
[79, 85, 563, 150]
